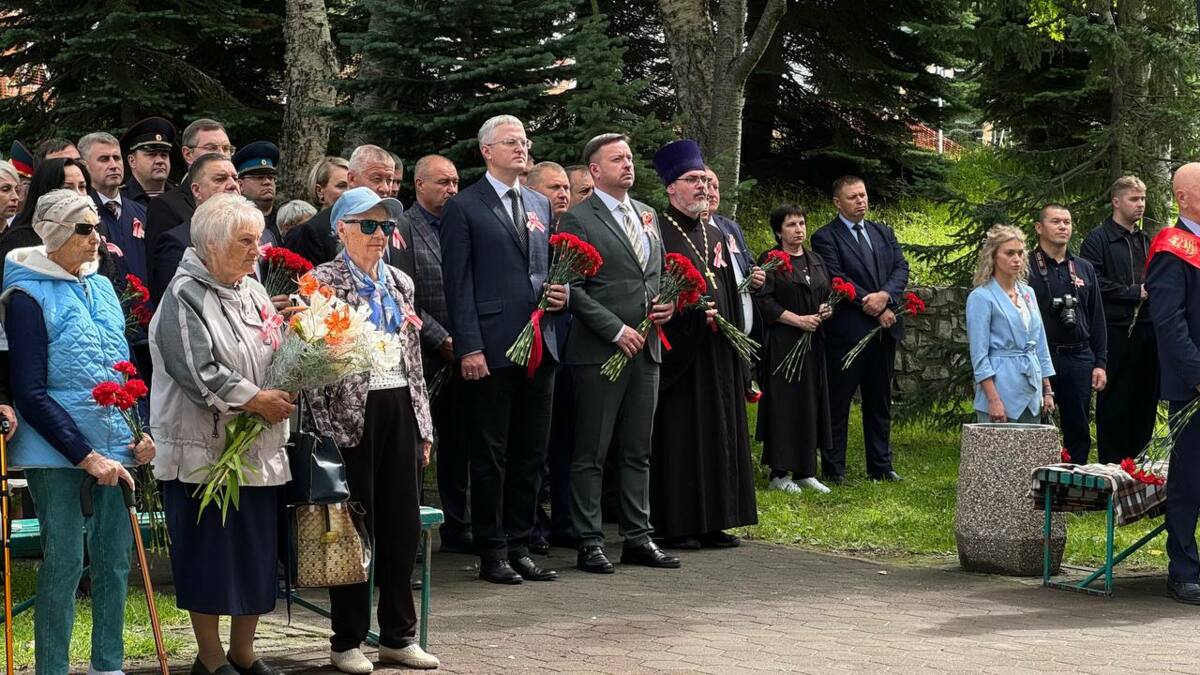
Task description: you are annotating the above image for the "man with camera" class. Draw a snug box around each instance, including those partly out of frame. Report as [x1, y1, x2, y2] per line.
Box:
[1029, 204, 1108, 464]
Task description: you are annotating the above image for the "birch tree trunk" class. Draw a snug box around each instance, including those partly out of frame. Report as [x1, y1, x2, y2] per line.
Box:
[657, 0, 787, 214]
[279, 0, 339, 203]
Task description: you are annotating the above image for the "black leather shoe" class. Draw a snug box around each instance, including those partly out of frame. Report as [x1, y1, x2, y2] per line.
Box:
[227, 653, 284, 675]
[440, 532, 475, 555]
[659, 536, 702, 550]
[577, 545, 615, 574]
[479, 559, 523, 585]
[509, 555, 559, 581]
[700, 531, 741, 548]
[621, 541, 680, 568]
[1169, 580, 1200, 605]
[872, 471, 903, 482]
[823, 475, 846, 485]
[191, 658, 239, 675]
[529, 536, 550, 555]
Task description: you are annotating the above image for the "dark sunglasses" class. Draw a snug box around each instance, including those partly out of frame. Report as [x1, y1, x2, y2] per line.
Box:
[345, 219, 397, 236]
[73, 222, 98, 236]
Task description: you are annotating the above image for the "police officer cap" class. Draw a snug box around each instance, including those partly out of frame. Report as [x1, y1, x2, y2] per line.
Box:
[232, 141, 279, 177]
[8, 141, 33, 178]
[121, 117, 176, 154]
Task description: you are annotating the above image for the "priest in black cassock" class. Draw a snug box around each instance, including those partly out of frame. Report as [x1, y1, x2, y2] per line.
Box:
[649, 140, 757, 550]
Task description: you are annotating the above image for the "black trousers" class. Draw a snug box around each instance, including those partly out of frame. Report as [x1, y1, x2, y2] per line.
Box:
[1096, 322, 1159, 464]
[432, 371, 471, 541]
[1049, 347, 1094, 465]
[822, 334, 895, 479]
[1168, 399, 1200, 583]
[535, 365, 575, 542]
[329, 387, 421, 651]
[467, 361, 556, 561]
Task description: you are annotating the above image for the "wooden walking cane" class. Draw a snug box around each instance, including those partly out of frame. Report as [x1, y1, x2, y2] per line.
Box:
[1, 419, 14, 675]
[81, 475, 169, 675]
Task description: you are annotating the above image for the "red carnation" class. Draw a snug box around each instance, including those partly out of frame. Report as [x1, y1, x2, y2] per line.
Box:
[92, 381, 122, 407]
[902, 291, 926, 317]
[114, 360, 138, 377]
[764, 249, 793, 275]
[123, 378, 149, 400]
[830, 277, 857, 302]
[1060, 447, 1071, 463]
[112, 389, 136, 411]
[132, 304, 153, 327]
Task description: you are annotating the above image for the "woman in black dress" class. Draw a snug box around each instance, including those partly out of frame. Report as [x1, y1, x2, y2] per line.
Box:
[754, 204, 834, 494]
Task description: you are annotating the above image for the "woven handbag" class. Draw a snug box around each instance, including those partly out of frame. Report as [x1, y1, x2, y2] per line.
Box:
[291, 502, 371, 588]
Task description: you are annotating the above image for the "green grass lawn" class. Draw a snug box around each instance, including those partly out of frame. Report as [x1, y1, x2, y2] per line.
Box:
[0, 559, 190, 669]
[739, 405, 1169, 570]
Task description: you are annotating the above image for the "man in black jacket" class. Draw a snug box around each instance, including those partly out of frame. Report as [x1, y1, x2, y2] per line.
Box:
[1081, 175, 1158, 463]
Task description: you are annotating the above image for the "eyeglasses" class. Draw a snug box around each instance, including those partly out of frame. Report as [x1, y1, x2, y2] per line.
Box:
[345, 219, 397, 236]
[676, 175, 712, 186]
[488, 138, 533, 151]
[73, 222, 98, 236]
[188, 143, 236, 156]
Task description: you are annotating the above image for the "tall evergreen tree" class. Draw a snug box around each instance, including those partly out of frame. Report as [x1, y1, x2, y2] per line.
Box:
[916, 0, 1200, 282]
[0, 1, 286, 146]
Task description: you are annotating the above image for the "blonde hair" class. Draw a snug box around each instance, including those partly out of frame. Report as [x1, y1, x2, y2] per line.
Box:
[1110, 174, 1147, 199]
[306, 156, 349, 207]
[973, 224, 1028, 287]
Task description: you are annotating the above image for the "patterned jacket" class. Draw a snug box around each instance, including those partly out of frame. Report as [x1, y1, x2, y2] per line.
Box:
[305, 256, 434, 447]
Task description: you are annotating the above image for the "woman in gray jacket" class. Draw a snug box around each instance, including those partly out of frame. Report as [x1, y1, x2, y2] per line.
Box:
[149, 193, 294, 675]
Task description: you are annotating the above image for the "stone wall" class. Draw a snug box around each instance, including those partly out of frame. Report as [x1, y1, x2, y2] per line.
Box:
[894, 286, 973, 402]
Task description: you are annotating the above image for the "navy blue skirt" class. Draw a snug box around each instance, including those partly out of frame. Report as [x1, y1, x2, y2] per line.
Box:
[163, 479, 282, 616]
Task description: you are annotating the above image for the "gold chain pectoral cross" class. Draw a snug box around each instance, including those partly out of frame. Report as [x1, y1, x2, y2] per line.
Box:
[705, 270, 718, 290]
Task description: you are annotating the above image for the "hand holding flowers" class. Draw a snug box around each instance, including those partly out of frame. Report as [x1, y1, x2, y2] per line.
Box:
[841, 290, 925, 371]
[774, 277, 856, 382]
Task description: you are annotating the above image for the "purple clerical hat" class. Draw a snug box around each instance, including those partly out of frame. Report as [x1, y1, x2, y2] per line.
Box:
[652, 139, 705, 186]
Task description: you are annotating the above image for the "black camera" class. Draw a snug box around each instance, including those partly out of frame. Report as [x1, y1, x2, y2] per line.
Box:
[1051, 294, 1078, 328]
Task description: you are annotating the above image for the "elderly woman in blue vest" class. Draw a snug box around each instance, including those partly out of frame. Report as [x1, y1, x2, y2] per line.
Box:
[966, 224, 1058, 423]
[305, 187, 437, 673]
[150, 193, 294, 675]
[1, 189, 155, 675]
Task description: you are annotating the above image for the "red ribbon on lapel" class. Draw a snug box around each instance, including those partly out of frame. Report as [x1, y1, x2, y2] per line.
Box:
[526, 308, 546, 378]
[1147, 227, 1200, 272]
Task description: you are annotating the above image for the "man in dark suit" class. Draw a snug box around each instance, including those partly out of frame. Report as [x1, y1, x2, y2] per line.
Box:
[119, 117, 176, 208]
[810, 175, 909, 483]
[145, 118, 232, 280]
[387, 154, 473, 553]
[284, 144, 395, 265]
[440, 115, 566, 585]
[559, 133, 680, 574]
[1148, 162, 1200, 605]
[149, 154, 240, 304]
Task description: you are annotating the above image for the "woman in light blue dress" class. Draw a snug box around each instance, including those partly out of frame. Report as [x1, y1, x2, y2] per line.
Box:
[965, 225, 1058, 423]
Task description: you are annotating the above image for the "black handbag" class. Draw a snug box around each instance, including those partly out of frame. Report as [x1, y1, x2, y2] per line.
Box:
[286, 392, 350, 505]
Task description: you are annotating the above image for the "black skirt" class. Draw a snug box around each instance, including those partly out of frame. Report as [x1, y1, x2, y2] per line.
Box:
[163, 479, 282, 616]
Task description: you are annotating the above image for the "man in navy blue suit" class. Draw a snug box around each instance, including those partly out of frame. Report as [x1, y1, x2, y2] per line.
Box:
[440, 115, 567, 585]
[810, 175, 909, 484]
[1147, 162, 1200, 605]
[79, 132, 152, 381]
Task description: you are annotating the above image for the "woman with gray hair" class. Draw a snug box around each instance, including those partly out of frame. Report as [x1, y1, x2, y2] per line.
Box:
[2, 189, 155, 675]
[966, 224, 1057, 423]
[150, 192, 294, 675]
[0, 160, 20, 229]
[275, 199, 317, 239]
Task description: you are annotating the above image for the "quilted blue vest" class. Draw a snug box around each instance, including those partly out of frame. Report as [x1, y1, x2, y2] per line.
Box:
[4, 253, 133, 468]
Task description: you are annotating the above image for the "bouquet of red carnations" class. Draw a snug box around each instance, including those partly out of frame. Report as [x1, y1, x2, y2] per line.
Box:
[736, 249, 792, 293]
[506, 232, 603, 377]
[260, 245, 314, 297]
[601, 253, 706, 382]
[119, 274, 152, 334]
[774, 276, 856, 382]
[841, 290, 925, 371]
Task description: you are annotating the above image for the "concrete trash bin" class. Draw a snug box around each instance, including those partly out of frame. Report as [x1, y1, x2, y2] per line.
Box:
[955, 422, 1065, 576]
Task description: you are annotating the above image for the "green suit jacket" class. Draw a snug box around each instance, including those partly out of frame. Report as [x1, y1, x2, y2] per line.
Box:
[559, 192, 664, 365]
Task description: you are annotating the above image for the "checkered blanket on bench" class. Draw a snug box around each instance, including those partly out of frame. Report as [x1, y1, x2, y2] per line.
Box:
[1029, 463, 1167, 527]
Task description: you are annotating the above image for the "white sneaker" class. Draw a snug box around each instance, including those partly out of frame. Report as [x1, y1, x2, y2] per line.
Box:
[331, 648, 374, 674]
[87, 667, 125, 675]
[797, 477, 831, 494]
[768, 476, 803, 493]
[379, 644, 440, 670]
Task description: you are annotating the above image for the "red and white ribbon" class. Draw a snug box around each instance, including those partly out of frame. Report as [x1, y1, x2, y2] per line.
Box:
[132, 218, 144, 239]
[526, 211, 546, 233]
[713, 241, 728, 268]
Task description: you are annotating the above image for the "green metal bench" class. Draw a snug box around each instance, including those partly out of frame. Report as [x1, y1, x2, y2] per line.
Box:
[1037, 468, 1166, 597]
[283, 505, 444, 650]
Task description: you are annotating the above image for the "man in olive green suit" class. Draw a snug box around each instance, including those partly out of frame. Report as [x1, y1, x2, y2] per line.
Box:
[558, 133, 681, 574]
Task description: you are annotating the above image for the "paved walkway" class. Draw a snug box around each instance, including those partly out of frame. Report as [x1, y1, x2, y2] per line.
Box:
[125, 533, 1200, 674]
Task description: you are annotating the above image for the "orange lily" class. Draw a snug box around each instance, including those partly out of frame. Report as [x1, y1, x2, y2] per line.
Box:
[297, 272, 320, 297]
